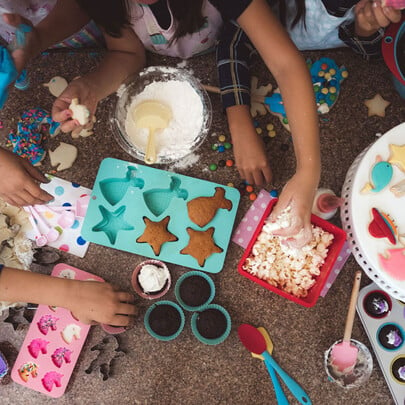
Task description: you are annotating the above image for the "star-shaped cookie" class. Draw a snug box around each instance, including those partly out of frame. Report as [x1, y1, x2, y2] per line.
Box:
[180, 227, 223, 267]
[364, 93, 391, 117]
[389, 144, 405, 172]
[136, 216, 178, 255]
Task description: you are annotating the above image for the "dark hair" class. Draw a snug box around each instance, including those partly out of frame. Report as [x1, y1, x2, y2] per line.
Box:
[277, 0, 306, 30]
[76, 0, 205, 41]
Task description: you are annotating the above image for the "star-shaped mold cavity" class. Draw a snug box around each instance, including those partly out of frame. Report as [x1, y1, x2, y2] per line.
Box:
[180, 227, 223, 267]
[389, 144, 405, 172]
[92, 205, 134, 244]
[136, 216, 178, 255]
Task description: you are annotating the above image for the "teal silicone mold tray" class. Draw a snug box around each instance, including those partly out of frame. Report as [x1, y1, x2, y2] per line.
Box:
[82, 158, 240, 273]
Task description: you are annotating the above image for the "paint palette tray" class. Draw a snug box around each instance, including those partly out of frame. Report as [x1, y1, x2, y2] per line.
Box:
[11, 264, 102, 398]
[82, 158, 240, 273]
[357, 282, 405, 404]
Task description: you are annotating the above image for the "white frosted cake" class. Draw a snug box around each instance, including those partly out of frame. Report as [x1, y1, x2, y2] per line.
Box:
[342, 122, 405, 300]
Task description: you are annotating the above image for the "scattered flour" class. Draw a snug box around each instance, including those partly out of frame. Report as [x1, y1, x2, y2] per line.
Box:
[124, 79, 204, 162]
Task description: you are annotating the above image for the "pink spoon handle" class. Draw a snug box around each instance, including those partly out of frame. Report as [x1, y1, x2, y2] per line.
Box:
[24, 207, 47, 247]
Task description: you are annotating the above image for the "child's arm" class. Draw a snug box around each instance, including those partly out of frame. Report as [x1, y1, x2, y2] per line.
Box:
[0, 266, 136, 326]
[237, 0, 321, 244]
[0, 148, 53, 207]
[52, 27, 146, 133]
[3, 0, 91, 72]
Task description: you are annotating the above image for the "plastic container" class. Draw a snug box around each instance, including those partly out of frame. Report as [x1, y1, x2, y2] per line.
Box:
[312, 188, 344, 220]
[175, 271, 215, 311]
[324, 339, 373, 389]
[111, 66, 212, 164]
[238, 198, 347, 307]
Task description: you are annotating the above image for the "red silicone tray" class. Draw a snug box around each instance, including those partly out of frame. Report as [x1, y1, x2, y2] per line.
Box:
[238, 199, 347, 307]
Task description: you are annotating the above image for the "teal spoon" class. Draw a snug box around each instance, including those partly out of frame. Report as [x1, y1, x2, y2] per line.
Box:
[238, 324, 312, 405]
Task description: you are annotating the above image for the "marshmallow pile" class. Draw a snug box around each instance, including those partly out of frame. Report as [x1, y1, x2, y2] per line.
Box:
[242, 223, 334, 298]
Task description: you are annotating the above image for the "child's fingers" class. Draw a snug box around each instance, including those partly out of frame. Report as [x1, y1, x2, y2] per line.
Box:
[116, 303, 138, 316]
[24, 183, 53, 204]
[60, 120, 80, 133]
[117, 292, 136, 303]
[22, 160, 50, 183]
[108, 314, 134, 327]
[371, 2, 395, 27]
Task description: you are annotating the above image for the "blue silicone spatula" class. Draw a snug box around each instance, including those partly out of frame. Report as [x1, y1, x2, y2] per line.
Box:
[238, 323, 311, 405]
[251, 327, 289, 405]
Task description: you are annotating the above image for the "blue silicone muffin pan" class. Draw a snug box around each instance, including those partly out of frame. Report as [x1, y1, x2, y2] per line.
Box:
[82, 158, 240, 273]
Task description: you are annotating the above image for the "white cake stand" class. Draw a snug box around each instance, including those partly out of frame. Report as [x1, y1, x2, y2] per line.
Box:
[341, 123, 405, 301]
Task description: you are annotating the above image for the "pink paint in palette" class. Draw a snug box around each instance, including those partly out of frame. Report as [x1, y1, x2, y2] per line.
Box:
[11, 264, 103, 398]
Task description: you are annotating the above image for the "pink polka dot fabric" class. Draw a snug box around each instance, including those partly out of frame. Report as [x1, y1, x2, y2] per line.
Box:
[232, 190, 351, 297]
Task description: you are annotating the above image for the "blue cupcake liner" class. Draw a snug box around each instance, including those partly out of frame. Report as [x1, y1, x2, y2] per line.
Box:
[144, 300, 185, 342]
[191, 304, 231, 345]
[175, 271, 215, 312]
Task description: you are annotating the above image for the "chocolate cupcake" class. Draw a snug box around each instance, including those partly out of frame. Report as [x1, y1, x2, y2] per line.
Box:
[132, 260, 171, 299]
[363, 290, 391, 319]
[144, 301, 185, 341]
[175, 271, 215, 311]
[191, 304, 231, 345]
[377, 323, 404, 350]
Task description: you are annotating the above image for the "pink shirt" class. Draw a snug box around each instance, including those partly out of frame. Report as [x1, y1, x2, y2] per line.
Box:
[129, 0, 223, 59]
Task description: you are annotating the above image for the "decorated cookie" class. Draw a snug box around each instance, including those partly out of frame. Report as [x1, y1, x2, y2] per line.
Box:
[18, 362, 38, 382]
[136, 216, 178, 255]
[388, 144, 405, 172]
[368, 207, 398, 244]
[27, 338, 49, 359]
[180, 227, 223, 266]
[43, 76, 68, 97]
[187, 187, 232, 227]
[391, 179, 405, 197]
[379, 248, 405, 280]
[364, 93, 391, 117]
[69, 98, 90, 126]
[49, 142, 78, 171]
[42, 371, 63, 392]
[61, 324, 81, 344]
[37, 314, 59, 335]
[51, 347, 73, 368]
[361, 156, 393, 193]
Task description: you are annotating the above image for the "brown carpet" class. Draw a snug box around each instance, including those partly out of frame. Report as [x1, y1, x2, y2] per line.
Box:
[0, 46, 403, 404]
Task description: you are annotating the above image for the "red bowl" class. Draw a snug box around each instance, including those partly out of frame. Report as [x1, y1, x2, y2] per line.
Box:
[237, 198, 347, 307]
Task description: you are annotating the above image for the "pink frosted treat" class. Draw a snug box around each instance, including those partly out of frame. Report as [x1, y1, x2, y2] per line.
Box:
[51, 348, 73, 368]
[42, 371, 63, 392]
[382, 0, 405, 9]
[27, 339, 49, 359]
[37, 314, 59, 335]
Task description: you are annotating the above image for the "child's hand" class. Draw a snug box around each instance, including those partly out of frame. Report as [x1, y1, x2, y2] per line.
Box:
[354, 0, 402, 37]
[227, 105, 272, 186]
[269, 171, 316, 248]
[52, 77, 98, 133]
[69, 280, 137, 326]
[2, 13, 40, 73]
[0, 148, 53, 206]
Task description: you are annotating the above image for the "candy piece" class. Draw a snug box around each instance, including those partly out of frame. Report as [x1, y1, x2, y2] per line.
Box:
[42, 371, 63, 392]
[49, 142, 78, 171]
[364, 93, 391, 117]
[27, 338, 49, 358]
[69, 98, 90, 126]
[61, 324, 81, 344]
